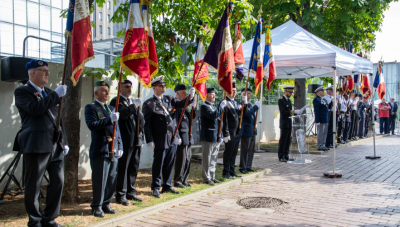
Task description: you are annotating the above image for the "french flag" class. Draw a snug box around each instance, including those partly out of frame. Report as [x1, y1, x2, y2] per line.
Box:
[120, 0, 151, 87]
[249, 18, 263, 95]
[263, 24, 276, 92]
[65, 0, 95, 86]
[373, 62, 386, 99]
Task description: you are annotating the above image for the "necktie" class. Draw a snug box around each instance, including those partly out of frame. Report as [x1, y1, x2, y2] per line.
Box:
[127, 98, 131, 105]
[41, 90, 47, 98]
[104, 104, 111, 115]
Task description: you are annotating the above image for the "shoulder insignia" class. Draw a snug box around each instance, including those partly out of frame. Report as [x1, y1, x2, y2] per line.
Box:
[280, 97, 283, 99]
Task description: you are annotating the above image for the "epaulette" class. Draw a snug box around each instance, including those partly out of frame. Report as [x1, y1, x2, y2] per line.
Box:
[280, 97, 283, 99]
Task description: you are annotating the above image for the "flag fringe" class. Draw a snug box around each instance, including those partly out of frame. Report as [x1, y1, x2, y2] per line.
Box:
[70, 55, 96, 86]
[121, 52, 150, 62]
[121, 64, 151, 88]
[194, 87, 206, 101]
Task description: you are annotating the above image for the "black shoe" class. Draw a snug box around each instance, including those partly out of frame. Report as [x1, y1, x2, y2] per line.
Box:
[152, 189, 161, 198]
[92, 208, 105, 217]
[213, 179, 221, 183]
[41, 221, 65, 227]
[323, 146, 330, 150]
[115, 197, 129, 206]
[318, 147, 326, 151]
[161, 188, 181, 194]
[246, 168, 256, 172]
[239, 169, 248, 174]
[102, 205, 116, 214]
[345, 140, 350, 143]
[327, 145, 333, 148]
[231, 172, 242, 177]
[223, 175, 233, 179]
[285, 156, 290, 161]
[279, 158, 287, 162]
[340, 141, 346, 144]
[126, 193, 143, 202]
[174, 182, 186, 188]
[204, 180, 214, 185]
[183, 182, 192, 187]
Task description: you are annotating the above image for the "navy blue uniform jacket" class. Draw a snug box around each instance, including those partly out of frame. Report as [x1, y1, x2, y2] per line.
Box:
[313, 95, 329, 124]
[240, 103, 259, 137]
[200, 101, 224, 143]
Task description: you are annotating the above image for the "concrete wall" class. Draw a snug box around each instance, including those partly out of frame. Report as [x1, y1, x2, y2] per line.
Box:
[256, 105, 281, 143]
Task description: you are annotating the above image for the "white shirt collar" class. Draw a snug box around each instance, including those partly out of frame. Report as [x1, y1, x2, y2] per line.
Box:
[283, 95, 289, 100]
[154, 94, 163, 101]
[29, 81, 45, 93]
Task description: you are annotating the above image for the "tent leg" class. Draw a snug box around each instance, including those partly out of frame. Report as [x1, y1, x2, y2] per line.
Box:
[324, 67, 343, 178]
[366, 74, 381, 160]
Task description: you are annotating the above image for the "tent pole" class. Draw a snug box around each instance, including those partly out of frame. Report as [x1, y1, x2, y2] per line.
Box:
[324, 66, 342, 178]
[366, 73, 381, 159]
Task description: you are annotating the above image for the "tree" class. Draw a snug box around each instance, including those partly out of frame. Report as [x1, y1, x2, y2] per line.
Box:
[245, 0, 396, 109]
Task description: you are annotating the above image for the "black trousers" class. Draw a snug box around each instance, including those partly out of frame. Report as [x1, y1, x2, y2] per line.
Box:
[116, 146, 141, 199]
[278, 128, 291, 159]
[389, 117, 396, 134]
[24, 146, 64, 227]
[380, 117, 389, 134]
[222, 136, 240, 176]
[350, 111, 359, 138]
[343, 119, 351, 141]
[325, 112, 334, 147]
[364, 115, 371, 137]
[337, 114, 345, 141]
[151, 144, 177, 190]
[240, 136, 255, 170]
[90, 157, 118, 209]
[174, 144, 192, 185]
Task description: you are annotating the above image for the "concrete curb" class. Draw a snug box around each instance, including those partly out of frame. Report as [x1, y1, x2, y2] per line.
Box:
[89, 169, 271, 227]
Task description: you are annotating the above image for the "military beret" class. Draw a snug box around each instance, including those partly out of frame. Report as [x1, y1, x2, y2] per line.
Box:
[207, 87, 215, 94]
[121, 79, 132, 85]
[151, 75, 166, 86]
[326, 85, 333, 90]
[94, 80, 110, 88]
[314, 86, 324, 93]
[232, 82, 236, 88]
[241, 88, 252, 93]
[25, 59, 48, 70]
[174, 84, 186, 92]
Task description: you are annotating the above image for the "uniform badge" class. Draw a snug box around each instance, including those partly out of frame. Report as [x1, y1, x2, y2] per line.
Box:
[38, 61, 43, 66]
[102, 82, 106, 86]
[165, 99, 169, 103]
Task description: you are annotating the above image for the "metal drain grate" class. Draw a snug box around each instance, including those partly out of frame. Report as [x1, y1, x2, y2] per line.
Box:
[237, 197, 288, 209]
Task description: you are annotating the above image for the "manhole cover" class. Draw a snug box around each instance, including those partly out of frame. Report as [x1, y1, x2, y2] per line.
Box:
[237, 197, 288, 209]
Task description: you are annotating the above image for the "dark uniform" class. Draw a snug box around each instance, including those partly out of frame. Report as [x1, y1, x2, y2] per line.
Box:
[337, 93, 346, 144]
[109, 80, 145, 204]
[222, 95, 241, 178]
[389, 101, 398, 134]
[173, 84, 196, 187]
[278, 92, 294, 161]
[358, 99, 368, 138]
[324, 87, 334, 148]
[85, 81, 123, 217]
[14, 60, 68, 227]
[364, 102, 372, 137]
[142, 79, 191, 194]
[313, 87, 329, 150]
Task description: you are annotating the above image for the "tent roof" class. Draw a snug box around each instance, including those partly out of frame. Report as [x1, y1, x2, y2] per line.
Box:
[242, 20, 373, 79]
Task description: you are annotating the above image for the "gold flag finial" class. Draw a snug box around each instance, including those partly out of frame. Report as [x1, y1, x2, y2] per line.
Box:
[258, 6, 263, 18]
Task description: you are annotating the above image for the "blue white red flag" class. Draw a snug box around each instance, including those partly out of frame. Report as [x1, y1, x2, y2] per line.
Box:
[373, 61, 386, 99]
[263, 23, 276, 92]
[203, 3, 234, 96]
[249, 18, 263, 95]
[233, 21, 245, 81]
[66, 0, 95, 86]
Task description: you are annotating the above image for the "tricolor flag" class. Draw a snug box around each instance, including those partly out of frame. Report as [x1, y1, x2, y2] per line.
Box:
[120, 0, 152, 87]
[373, 61, 386, 99]
[233, 21, 245, 81]
[361, 74, 371, 97]
[249, 18, 263, 95]
[142, 0, 158, 78]
[66, 0, 95, 86]
[203, 3, 235, 96]
[263, 23, 276, 92]
[354, 74, 362, 90]
[192, 21, 209, 101]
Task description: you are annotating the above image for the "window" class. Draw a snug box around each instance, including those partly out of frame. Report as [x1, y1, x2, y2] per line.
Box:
[99, 25, 102, 34]
[107, 1, 110, 9]
[99, 12, 102, 21]
[107, 14, 110, 21]
[107, 27, 110, 35]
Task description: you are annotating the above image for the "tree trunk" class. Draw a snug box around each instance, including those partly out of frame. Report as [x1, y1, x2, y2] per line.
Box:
[61, 35, 82, 203]
[294, 78, 306, 110]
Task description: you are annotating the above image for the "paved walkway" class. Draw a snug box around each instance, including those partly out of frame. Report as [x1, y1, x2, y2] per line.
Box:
[120, 136, 400, 227]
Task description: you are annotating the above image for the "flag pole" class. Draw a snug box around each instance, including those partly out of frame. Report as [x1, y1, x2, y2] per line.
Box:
[254, 85, 261, 132]
[55, 35, 71, 139]
[217, 92, 227, 142]
[110, 66, 124, 156]
[366, 73, 380, 159]
[189, 95, 197, 143]
[136, 83, 141, 145]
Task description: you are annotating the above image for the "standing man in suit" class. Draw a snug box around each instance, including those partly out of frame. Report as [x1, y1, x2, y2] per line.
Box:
[239, 88, 260, 174]
[343, 94, 352, 143]
[277, 86, 301, 162]
[84, 81, 123, 217]
[222, 83, 242, 179]
[200, 87, 227, 185]
[14, 59, 68, 227]
[109, 79, 144, 206]
[313, 86, 329, 151]
[358, 96, 368, 138]
[173, 84, 196, 188]
[389, 97, 398, 135]
[324, 85, 335, 149]
[142, 76, 195, 198]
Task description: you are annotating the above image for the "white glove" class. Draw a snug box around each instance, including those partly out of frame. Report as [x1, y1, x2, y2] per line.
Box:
[255, 100, 261, 108]
[55, 85, 67, 97]
[316, 122, 320, 126]
[223, 136, 230, 143]
[115, 150, 124, 158]
[133, 98, 141, 107]
[110, 111, 119, 122]
[294, 110, 301, 115]
[238, 104, 242, 110]
[242, 95, 248, 104]
[191, 100, 196, 107]
[220, 100, 227, 109]
[173, 137, 181, 145]
[63, 145, 69, 155]
[147, 142, 155, 150]
[189, 87, 195, 98]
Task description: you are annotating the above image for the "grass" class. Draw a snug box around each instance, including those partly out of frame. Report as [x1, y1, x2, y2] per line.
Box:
[0, 160, 258, 227]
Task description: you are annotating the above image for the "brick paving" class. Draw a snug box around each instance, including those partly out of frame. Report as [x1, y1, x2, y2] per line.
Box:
[120, 136, 400, 227]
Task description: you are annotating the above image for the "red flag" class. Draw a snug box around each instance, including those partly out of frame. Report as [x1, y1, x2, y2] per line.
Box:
[143, 0, 158, 78]
[66, 0, 95, 86]
[233, 21, 245, 81]
[361, 74, 371, 97]
[192, 28, 209, 101]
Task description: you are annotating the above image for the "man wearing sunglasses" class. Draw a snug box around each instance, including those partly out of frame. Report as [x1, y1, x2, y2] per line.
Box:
[142, 76, 195, 198]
